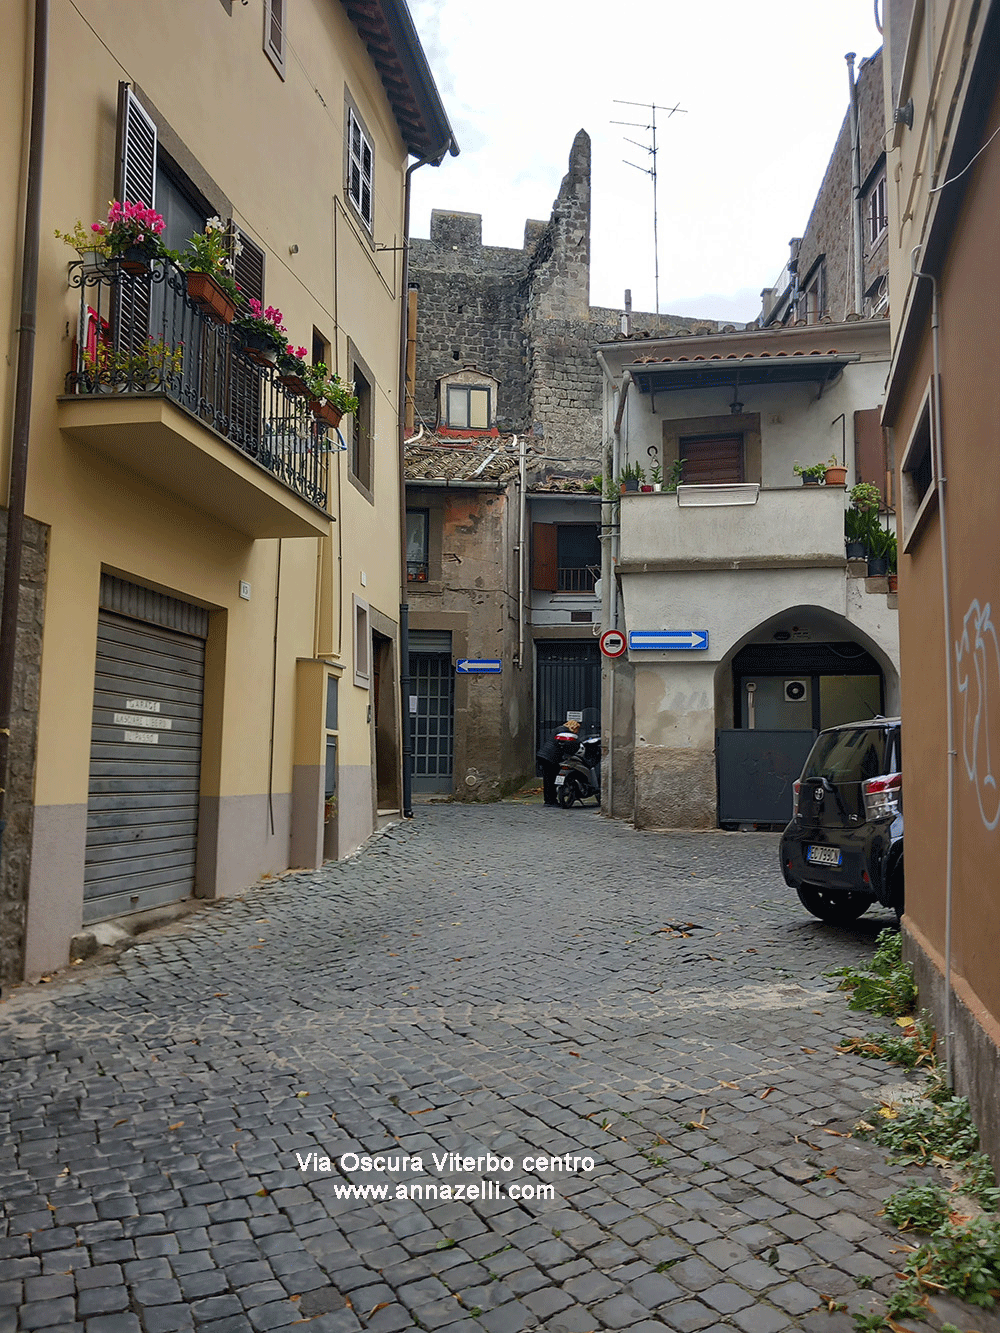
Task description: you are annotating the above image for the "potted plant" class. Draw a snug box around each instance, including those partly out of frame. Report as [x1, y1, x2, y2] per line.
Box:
[234, 299, 288, 366]
[824, 455, 848, 487]
[86, 199, 167, 272]
[845, 481, 881, 557]
[180, 218, 240, 323]
[866, 525, 895, 577]
[649, 460, 663, 493]
[277, 344, 310, 394]
[664, 458, 686, 493]
[618, 461, 644, 493]
[53, 219, 112, 273]
[82, 336, 183, 392]
[302, 362, 359, 426]
[793, 461, 827, 486]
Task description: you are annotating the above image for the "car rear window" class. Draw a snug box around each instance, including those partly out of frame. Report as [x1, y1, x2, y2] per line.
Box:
[802, 727, 889, 785]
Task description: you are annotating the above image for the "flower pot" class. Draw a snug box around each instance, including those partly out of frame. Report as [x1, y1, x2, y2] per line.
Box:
[800, 475, 821, 486]
[652, 483, 662, 493]
[887, 574, 898, 593]
[621, 479, 639, 493]
[824, 465, 848, 486]
[279, 373, 308, 395]
[117, 243, 158, 275]
[867, 556, 889, 577]
[186, 272, 236, 325]
[640, 484, 653, 493]
[243, 345, 278, 367]
[845, 541, 867, 559]
[310, 399, 343, 428]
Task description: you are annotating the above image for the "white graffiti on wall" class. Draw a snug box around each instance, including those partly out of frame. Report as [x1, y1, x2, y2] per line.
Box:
[955, 599, 1000, 830]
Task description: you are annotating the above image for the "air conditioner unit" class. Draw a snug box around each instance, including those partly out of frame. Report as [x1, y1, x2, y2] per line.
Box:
[784, 679, 809, 703]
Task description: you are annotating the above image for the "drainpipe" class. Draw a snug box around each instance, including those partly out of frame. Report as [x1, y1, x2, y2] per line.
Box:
[515, 435, 526, 670]
[397, 141, 456, 819]
[596, 353, 630, 820]
[0, 0, 48, 870]
[911, 246, 956, 1088]
[846, 53, 865, 316]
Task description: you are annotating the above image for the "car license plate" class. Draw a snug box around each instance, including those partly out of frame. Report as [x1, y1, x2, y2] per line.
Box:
[807, 844, 842, 866]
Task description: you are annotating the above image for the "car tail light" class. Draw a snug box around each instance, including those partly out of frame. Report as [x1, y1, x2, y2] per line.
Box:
[862, 771, 902, 821]
[793, 780, 801, 815]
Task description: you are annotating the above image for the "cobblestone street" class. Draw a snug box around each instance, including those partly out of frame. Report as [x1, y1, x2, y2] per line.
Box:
[0, 805, 953, 1333]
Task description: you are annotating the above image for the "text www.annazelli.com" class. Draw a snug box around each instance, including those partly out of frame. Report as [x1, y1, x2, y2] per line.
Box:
[327, 1179, 554, 1202]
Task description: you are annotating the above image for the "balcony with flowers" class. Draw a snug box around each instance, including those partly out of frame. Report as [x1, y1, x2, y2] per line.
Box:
[54, 203, 356, 540]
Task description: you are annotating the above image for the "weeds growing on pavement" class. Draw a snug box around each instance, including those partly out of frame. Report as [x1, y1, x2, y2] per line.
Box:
[882, 1181, 952, 1231]
[857, 1094, 981, 1164]
[827, 927, 916, 1016]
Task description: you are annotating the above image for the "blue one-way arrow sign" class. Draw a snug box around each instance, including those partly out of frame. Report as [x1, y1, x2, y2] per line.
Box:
[455, 659, 502, 674]
[628, 630, 709, 651]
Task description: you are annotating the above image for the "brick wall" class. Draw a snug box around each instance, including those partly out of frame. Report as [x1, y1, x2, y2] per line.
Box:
[0, 510, 48, 986]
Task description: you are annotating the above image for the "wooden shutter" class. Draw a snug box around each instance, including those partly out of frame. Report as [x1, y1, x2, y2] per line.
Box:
[229, 227, 266, 457]
[532, 524, 558, 591]
[680, 435, 744, 484]
[114, 84, 158, 350]
[854, 408, 890, 507]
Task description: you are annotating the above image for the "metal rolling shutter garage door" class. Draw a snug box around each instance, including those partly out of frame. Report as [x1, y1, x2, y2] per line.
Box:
[84, 578, 208, 924]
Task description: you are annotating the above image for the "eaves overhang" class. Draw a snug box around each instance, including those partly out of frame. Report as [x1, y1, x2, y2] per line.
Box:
[624, 353, 860, 396]
[342, 0, 459, 161]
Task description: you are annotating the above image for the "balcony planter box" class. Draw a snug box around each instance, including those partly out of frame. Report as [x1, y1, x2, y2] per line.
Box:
[824, 465, 848, 486]
[117, 242, 159, 275]
[310, 398, 343, 428]
[186, 272, 236, 325]
[238, 330, 280, 366]
[279, 373, 308, 395]
[676, 483, 760, 507]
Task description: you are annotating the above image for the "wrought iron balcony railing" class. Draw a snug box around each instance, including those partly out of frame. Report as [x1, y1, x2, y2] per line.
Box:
[66, 257, 331, 513]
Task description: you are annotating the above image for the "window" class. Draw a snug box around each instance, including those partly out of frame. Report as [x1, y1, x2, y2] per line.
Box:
[347, 106, 374, 232]
[406, 510, 429, 582]
[445, 384, 491, 429]
[680, 435, 744, 485]
[868, 174, 887, 247]
[900, 389, 935, 547]
[263, 0, 285, 76]
[353, 596, 370, 688]
[351, 362, 373, 492]
[532, 525, 600, 594]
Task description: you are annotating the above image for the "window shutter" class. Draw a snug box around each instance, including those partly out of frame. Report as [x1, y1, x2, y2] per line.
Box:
[680, 435, 744, 484]
[532, 524, 558, 592]
[115, 83, 157, 208]
[854, 408, 890, 507]
[230, 225, 265, 305]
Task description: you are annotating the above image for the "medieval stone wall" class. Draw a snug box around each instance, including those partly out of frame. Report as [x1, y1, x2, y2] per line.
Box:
[0, 510, 48, 987]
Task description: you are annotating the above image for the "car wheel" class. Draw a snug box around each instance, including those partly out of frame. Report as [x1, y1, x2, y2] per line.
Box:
[557, 780, 577, 808]
[796, 885, 871, 924]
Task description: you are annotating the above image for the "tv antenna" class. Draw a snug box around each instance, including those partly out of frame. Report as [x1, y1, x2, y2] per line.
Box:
[612, 99, 687, 319]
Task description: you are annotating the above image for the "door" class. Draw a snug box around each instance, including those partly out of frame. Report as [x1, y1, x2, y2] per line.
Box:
[535, 640, 601, 754]
[409, 630, 454, 795]
[84, 578, 207, 923]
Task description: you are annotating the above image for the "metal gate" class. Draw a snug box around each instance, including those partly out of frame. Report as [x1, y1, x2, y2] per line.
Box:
[84, 578, 207, 923]
[535, 640, 601, 754]
[716, 729, 816, 827]
[410, 631, 454, 795]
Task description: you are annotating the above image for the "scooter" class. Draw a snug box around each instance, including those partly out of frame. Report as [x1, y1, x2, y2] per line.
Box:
[554, 734, 601, 807]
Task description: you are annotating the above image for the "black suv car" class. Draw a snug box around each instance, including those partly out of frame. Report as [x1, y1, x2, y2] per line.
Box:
[780, 718, 903, 924]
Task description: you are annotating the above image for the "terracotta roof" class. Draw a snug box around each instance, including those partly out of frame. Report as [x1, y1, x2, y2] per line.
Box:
[404, 435, 520, 483]
[633, 348, 843, 365]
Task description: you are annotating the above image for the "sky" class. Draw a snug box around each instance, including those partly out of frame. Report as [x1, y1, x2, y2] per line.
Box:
[407, 0, 885, 325]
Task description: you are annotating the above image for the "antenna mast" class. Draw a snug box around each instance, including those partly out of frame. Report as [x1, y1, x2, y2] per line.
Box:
[612, 99, 687, 319]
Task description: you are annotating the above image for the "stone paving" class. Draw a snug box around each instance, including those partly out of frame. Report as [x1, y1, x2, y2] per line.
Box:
[0, 804, 968, 1333]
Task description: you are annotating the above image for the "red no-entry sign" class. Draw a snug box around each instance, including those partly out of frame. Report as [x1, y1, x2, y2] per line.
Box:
[600, 629, 627, 658]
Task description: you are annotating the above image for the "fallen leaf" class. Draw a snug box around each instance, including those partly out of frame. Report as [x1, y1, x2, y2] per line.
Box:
[719, 1081, 739, 1089]
[821, 1127, 849, 1137]
[168, 1122, 184, 1131]
[801, 1048, 817, 1054]
[296, 1091, 309, 1098]
[113, 1118, 129, 1127]
[895, 1015, 915, 1027]
[213, 993, 227, 998]
[745, 948, 757, 954]
[289, 1294, 300, 1302]
[367, 1303, 391, 1317]
[46, 1203, 57, 1212]
[570, 1051, 581, 1058]
[760, 1087, 775, 1099]
[256, 1189, 269, 1197]
[878, 1106, 898, 1119]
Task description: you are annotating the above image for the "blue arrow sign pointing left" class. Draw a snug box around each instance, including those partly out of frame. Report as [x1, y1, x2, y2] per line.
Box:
[628, 630, 709, 651]
[455, 659, 502, 674]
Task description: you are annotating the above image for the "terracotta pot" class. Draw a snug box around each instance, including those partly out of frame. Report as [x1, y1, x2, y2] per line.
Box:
[117, 244, 157, 275]
[243, 345, 278, 367]
[824, 465, 848, 486]
[279, 373, 308, 395]
[887, 574, 898, 593]
[310, 399, 343, 428]
[186, 272, 236, 325]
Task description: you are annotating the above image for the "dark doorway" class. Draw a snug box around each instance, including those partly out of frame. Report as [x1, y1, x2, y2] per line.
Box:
[535, 640, 601, 754]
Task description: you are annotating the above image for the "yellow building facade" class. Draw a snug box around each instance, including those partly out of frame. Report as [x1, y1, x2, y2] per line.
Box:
[0, 0, 455, 980]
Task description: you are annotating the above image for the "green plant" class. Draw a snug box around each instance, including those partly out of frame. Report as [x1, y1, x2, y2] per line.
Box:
[867, 526, 896, 562]
[963, 1153, 1000, 1209]
[664, 458, 686, 492]
[234, 299, 289, 354]
[649, 459, 663, 486]
[83, 336, 183, 388]
[883, 1181, 952, 1232]
[181, 217, 241, 302]
[900, 1214, 1000, 1309]
[302, 362, 359, 416]
[54, 219, 111, 258]
[584, 474, 603, 494]
[850, 481, 882, 511]
[618, 460, 645, 486]
[827, 928, 916, 1016]
[837, 1018, 936, 1068]
[90, 199, 167, 259]
[861, 1095, 980, 1164]
[793, 460, 828, 481]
